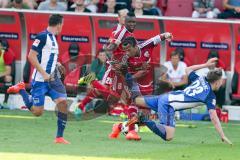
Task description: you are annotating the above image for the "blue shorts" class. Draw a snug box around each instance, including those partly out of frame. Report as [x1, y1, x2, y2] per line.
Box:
[144, 94, 175, 127]
[30, 77, 67, 107]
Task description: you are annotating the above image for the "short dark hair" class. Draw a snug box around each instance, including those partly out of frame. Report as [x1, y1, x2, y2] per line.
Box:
[121, 36, 137, 50]
[68, 43, 79, 57]
[0, 39, 9, 51]
[208, 50, 219, 59]
[127, 11, 135, 18]
[170, 50, 180, 57]
[117, 8, 128, 17]
[206, 68, 222, 84]
[175, 47, 185, 61]
[48, 14, 63, 26]
[98, 48, 105, 53]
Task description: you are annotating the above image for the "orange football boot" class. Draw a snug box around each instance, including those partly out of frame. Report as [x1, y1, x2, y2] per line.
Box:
[7, 82, 25, 94]
[109, 123, 122, 139]
[54, 137, 70, 144]
[125, 130, 141, 141]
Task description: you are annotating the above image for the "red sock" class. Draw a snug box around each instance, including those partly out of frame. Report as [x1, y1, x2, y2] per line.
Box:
[91, 80, 120, 101]
[127, 105, 138, 131]
[79, 90, 97, 110]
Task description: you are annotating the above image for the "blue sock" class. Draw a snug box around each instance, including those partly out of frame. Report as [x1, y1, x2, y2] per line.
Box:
[56, 111, 67, 138]
[144, 120, 167, 141]
[125, 73, 141, 100]
[19, 89, 33, 110]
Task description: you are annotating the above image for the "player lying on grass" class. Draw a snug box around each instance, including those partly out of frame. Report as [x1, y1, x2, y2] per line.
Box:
[125, 57, 232, 144]
[7, 14, 70, 144]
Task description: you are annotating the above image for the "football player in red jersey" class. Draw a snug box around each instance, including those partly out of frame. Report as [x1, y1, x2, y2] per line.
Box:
[76, 12, 137, 112]
[105, 12, 136, 52]
[109, 33, 173, 140]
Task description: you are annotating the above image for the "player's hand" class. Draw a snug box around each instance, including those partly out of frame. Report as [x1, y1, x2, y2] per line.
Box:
[43, 73, 51, 82]
[206, 57, 218, 67]
[221, 136, 233, 146]
[160, 32, 173, 42]
[56, 63, 66, 81]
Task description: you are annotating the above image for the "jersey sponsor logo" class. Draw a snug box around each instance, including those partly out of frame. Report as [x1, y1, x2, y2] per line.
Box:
[169, 40, 196, 48]
[61, 35, 89, 43]
[0, 32, 18, 39]
[33, 39, 40, 47]
[201, 42, 228, 50]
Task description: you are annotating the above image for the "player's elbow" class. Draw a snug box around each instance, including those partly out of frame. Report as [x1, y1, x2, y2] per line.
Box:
[28, 53, 33, 62]
[28, 50, 37, 62]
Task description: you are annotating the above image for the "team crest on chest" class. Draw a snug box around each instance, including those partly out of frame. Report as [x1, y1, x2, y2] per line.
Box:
[144, 51, 149, 57]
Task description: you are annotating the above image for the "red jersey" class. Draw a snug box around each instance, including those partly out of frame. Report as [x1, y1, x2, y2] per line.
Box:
[101, 24, 134, 95]
[128, 35, 162, 95]
[110, 25, 134, 52]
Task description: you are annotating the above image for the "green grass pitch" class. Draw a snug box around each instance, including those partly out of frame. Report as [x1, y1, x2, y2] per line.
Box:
[0, 109, 239, 160]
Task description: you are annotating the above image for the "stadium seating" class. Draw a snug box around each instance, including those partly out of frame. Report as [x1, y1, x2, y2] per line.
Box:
[215, 0, 224, 11]
[156, 0, 168, 14]
[164, 0, 194, 17]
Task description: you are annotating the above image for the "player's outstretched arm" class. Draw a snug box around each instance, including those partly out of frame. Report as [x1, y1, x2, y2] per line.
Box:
[28, 49, 50, 81]
[186, 57, 218, 75]
[209, 109, 233, 145]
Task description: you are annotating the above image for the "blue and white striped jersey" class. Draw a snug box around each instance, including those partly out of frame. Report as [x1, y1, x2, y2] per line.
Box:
[31, 30, 59, 82]
[168, 71, 216, 111]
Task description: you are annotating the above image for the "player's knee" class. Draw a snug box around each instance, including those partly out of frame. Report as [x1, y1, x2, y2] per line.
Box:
[56, 99, 68, 113]
[55, 98, 67, 105]
[32, 107, 44, 117]
[33, 110, 43, 117]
